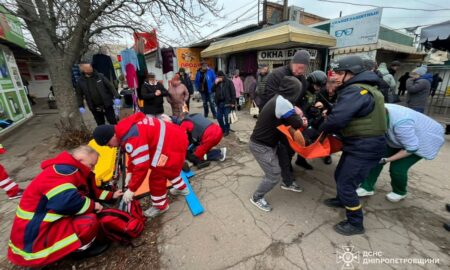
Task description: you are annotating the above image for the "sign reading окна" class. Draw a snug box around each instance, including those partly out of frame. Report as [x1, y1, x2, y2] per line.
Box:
[258, 48, 318, 61]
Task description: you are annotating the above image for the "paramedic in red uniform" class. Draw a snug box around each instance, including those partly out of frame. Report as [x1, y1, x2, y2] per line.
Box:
[93, 112, 190, 219]
[0, 144, 23, 199]
[178, 113, 227, 167]
[8, 146, 122, 268]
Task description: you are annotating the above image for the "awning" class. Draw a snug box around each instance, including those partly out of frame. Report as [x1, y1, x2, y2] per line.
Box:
[330, 39, 425, 56]
[201, 21, 336, 58]
[420, 20, 450, 51]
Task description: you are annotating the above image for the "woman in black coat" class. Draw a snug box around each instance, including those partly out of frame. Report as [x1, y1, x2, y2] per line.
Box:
[141, 73, 169, 116]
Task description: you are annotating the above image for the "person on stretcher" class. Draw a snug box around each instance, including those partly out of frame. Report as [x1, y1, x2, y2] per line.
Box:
[290, 71, 336, 147]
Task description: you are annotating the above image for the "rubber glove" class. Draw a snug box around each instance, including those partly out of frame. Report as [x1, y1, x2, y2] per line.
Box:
[122, 189, 135, 204]
[79, 107, 85, 114]
[114, 98, 122, 106]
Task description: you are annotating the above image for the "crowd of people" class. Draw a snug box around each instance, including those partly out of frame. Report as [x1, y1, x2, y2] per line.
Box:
[2, 49, 449, 268]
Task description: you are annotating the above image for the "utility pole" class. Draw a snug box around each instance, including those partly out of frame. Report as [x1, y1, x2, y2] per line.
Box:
[283, 0, 288, 21]
[258, 0, 260, 24]
[263, 0, 267, 25]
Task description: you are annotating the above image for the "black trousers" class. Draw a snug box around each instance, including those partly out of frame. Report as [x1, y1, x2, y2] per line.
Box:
[91, 106, 117, 126]
[277, 136, 295, 185]
[334, 152, 380, 226]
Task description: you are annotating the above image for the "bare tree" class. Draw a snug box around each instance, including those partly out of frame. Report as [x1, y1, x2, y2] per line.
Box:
[1, 0, 220, 134]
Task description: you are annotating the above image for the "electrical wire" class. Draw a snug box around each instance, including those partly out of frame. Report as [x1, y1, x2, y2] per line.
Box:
[317, 0, 450, 11]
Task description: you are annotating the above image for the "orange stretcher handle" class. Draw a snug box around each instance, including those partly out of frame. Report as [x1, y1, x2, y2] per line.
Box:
[277, 125, 342, 159]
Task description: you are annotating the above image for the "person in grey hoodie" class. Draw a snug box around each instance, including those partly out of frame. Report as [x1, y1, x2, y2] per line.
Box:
[377, 63, 397, 92]
[406, 66, 432, 113]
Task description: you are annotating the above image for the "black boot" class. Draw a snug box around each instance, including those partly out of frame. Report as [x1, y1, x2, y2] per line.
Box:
[295, 156, 313, 170]
[324, 197, 344, 208]
[334, 220, 365, 236]
[72, 240, 110, 259]
[446, 203, 450, 212]
[446, 125, 450, 135]
[323, 156, 332, 165]
[444, 223, 450, 232]
[187, 153, 210, 169]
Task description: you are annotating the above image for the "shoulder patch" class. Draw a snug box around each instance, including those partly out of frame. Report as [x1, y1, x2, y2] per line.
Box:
[125, 143, 134, 153]
[360, 89, 368, 95]
[54, 164, 78, 176]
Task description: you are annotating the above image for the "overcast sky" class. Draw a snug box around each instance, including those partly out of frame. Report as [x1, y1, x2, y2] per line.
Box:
[173, 0, 450, 45]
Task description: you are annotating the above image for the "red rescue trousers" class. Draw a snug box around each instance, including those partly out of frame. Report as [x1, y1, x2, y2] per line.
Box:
[194, 125, 223, 160]
[149, 165, 187, 211]
[73, 213, 99, 249]
[0, 163, 20, 197]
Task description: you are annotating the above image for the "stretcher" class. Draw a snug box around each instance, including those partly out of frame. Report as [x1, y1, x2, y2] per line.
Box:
[89, 139, 125, 188]
[89, 140, 203, 216]
[277, 125, 343, 159]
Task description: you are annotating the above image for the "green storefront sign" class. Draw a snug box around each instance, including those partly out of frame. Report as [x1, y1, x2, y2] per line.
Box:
[0, 5, 26, 48]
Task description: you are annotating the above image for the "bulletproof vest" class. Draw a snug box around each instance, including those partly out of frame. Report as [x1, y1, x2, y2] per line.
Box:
[341, 83, 387, 138]
[183, 113, 213, 141]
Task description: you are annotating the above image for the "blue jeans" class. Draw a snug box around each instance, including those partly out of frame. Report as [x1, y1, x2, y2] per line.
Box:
[217, 102, 230, 133]
[200, 91, 217, 117]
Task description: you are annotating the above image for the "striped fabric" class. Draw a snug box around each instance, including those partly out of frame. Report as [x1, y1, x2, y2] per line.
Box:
[385, 104, 445, 160]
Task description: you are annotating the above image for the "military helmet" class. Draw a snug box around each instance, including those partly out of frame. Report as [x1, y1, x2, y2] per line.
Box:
[330, 55, 365, 74]
[307, 70, 328, 87]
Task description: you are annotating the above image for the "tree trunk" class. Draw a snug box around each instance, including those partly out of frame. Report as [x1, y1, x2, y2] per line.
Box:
[47, 61, 87, 132]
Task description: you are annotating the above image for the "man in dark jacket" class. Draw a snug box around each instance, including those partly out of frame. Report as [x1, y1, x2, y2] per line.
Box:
[255, 64, 269, 109]
[398, 72, 409, 96]
[250, 76, 308, 212]
[260, 50, 312, 183]
[178, 68, 194, 109]
[320, 55, 386, 236]
[388, 60, 401, 76]
[213, 71, 236, 136]
[430, 73, 442, 97]
[76, 62, 121, 125]
[363, 59, 390, 102]
[140, 73, 170, 116]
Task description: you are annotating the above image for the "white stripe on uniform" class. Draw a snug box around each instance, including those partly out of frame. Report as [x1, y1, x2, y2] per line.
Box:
[3, 182, 17, 191]
[131, 145, 149, 158]
[132, 155, 150, 165]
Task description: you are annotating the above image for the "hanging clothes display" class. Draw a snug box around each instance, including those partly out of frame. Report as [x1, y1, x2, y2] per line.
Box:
[161, 47, 176, 74]
[136, 53, 148, 98]
[120, 48, 140, 88]
[92, 53, 117, 82]
[120, 48, 139, 75]
[125, 63, 138, 89]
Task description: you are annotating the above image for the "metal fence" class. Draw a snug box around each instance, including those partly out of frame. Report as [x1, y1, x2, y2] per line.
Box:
[426, 65, 450, 123]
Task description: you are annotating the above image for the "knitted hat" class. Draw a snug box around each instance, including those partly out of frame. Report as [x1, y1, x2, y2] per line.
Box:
[93, 125, 115, 146]
[291, 50, 311, 65]
[412, 66, 427, 76]
[148, 72, 155, 79]
[217, 70, 226, 77]
[278, 76, 302, 103]
[178, 67, 185, 73]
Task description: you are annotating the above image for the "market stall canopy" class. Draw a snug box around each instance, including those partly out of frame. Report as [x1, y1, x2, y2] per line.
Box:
[330, 39, 425, 56]
[420, 20, 450, 51]
[201, 21, 336, 58]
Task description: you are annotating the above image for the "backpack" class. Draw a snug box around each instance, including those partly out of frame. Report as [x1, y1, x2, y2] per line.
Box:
[97, 200, 146, 245]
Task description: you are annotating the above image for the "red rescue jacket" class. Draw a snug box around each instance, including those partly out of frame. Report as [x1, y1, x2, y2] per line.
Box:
[8, 151, 113, 267]
[115, 112, 188, 191]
